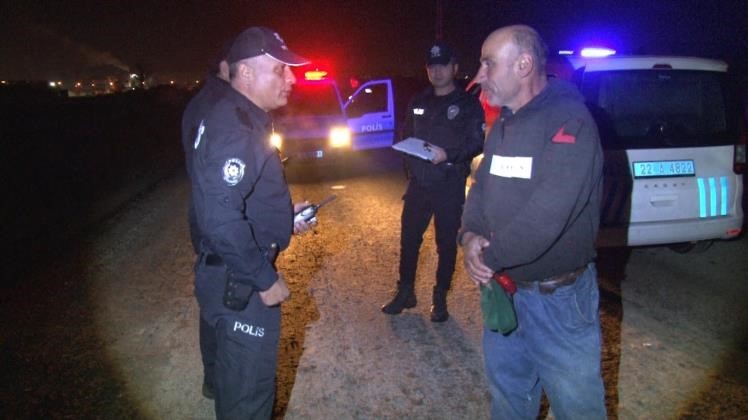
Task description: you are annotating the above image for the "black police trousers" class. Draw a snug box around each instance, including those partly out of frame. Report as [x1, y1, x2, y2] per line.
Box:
[199, 315, 217, 394]
[194, 257, 280, 420]
[399, 174, 467, 291]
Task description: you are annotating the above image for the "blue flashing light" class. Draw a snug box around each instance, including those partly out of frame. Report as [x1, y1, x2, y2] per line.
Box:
[558, 50, 574, 56]
[580, 47, 616, 58]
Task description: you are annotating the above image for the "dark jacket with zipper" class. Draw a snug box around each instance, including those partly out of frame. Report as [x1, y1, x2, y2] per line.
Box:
[461, 78, 603, 282]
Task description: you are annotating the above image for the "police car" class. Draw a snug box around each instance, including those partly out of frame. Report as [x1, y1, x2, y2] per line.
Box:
[271, 68, 396, 163]
[567, 50, 745, 251]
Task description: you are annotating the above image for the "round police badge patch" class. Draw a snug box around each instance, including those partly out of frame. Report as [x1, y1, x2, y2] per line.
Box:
[223, 158, 245, 186]
[447, 104, 460, 120]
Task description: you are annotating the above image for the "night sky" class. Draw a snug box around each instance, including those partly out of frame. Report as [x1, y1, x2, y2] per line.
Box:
[1, 0, 746, 86]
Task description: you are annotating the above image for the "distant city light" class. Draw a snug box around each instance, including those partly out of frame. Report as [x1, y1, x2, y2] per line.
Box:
[580, 47, 616, 58]
[170, 80, 174, 85]
[49, 81, 56, 87]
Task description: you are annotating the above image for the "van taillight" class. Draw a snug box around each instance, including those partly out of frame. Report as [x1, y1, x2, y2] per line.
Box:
[736, 120, 747, 174]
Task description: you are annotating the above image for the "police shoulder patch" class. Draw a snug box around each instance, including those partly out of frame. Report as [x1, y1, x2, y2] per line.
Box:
[222, 158, 245, 186]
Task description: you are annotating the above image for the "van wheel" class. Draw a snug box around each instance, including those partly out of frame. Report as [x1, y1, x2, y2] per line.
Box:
[668, 240, 714, 254]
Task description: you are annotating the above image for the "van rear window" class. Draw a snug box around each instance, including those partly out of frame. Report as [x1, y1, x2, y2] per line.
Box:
[580, 70, 740, 149]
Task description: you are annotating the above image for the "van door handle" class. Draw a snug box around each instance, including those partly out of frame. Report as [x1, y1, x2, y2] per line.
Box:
[649, 194, 677, 207]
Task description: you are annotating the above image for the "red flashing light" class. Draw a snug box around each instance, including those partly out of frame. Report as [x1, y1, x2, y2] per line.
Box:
[304, 70, 328, 81]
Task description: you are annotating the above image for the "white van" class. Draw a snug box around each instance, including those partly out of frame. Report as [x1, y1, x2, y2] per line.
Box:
[568, 55, 746, 251]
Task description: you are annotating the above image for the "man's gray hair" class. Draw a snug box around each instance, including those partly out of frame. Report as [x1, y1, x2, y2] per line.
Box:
[511, 26, 548, 73]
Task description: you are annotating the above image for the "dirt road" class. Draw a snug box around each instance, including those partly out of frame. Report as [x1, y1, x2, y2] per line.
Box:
[1, 156, 746, 419]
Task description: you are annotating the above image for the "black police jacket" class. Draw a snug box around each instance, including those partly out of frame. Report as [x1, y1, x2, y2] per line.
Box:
[398, 86, 484, 185]
[190, 85, 293, 291]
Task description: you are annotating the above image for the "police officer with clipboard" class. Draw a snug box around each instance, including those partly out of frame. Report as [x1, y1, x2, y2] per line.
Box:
[384, 41, 484, 322]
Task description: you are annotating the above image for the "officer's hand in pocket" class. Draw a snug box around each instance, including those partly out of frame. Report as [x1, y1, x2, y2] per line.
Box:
[259, 274, 290, 306]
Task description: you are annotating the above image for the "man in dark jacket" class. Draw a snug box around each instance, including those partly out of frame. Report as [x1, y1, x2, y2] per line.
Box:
[383, 42, 484, 322]
[460, 25, 606, 419]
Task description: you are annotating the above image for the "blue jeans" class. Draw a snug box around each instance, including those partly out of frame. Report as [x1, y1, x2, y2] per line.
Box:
[483, 263, 606, 420]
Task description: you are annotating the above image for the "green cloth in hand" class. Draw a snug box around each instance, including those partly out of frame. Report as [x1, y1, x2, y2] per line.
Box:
[480, 282, 518, 334]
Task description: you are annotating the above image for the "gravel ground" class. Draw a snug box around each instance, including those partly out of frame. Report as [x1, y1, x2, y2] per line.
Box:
[1, 152, 745, 419]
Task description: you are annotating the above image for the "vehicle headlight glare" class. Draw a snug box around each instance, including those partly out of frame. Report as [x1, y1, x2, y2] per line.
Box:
[329, 127, 351, 148]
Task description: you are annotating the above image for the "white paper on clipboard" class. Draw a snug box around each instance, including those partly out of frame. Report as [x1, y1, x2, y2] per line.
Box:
[391, 137, 436, 161]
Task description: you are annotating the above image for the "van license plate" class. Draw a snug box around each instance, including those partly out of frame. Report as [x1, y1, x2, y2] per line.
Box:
[632, 160, 695, 178]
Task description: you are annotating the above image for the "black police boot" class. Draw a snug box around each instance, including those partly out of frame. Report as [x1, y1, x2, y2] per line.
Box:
[430, 288, 449, 322]
[381, 287, 416, 315]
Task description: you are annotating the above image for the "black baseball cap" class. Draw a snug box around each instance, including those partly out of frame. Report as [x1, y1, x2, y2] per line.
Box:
[426, 41, 455, 66]
[226, 26, 309, 66]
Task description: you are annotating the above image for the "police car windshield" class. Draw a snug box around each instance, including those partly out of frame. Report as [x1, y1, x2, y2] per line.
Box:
[276, 82, 342, 116]
[580, 70, 741, 149]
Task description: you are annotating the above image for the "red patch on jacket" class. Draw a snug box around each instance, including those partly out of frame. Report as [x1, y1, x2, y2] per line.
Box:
[552, 126, 576, 144]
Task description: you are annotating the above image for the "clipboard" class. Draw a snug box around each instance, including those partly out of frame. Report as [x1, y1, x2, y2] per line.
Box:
[391, 137, 436, 161]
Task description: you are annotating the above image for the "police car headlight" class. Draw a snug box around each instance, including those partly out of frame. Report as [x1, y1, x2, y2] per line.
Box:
[270, 132, 283, 150]
[329, 126, 352, 148]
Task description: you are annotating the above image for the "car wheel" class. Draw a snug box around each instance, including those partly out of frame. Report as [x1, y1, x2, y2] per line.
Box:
[668, 240, 714, 254]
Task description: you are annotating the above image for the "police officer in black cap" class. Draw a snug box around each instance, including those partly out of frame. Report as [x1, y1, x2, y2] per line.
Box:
[183, 38, 314, 402]
[383, 41, 484, 322]
[187, 26, 310, 419]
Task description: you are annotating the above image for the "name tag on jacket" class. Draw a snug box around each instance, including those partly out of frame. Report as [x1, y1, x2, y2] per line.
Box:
[489, 155, 533, 179]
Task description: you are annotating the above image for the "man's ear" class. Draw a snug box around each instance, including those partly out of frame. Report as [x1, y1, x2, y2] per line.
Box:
[238, 61, 254, 82]
[516, 53, 533, 77]
[218, 61, 230, 81]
